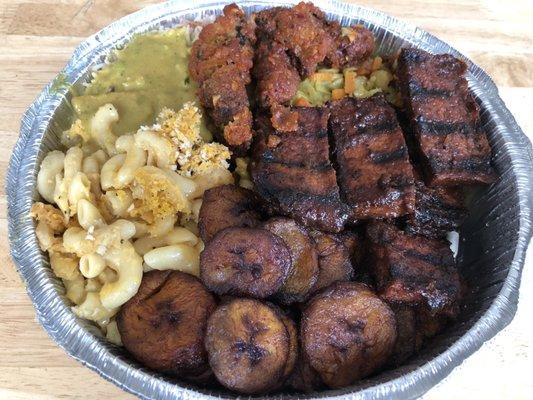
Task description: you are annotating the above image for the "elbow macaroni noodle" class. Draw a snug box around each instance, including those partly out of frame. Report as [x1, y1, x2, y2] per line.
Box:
[31, 102, 233, 342]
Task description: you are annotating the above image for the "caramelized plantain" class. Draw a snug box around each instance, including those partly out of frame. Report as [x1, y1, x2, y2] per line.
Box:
[309, 230, 354, 294]
[286, 354, 324, 393]
[117, 270, 216, 378]
[200, 227, 292, 298]
[199, 185, 264, 243]
[205, 298, 291, 394]
[280, 312, 298, 381]
[263, 218, 319, 304]
[301, 282, 397, 388]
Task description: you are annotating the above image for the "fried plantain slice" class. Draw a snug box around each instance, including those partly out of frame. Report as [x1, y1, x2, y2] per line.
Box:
[205, 298, 291, 394]
[198, 184, 264, 243]
[263, 218, 319, 304]
[301, 282, 397, 388]
[280, 312, 298, 381]
[117, 270, 216, 378]
[286, 354, 324, 393]
[200, 227, 292, 298]
[309, 230, 354, 294]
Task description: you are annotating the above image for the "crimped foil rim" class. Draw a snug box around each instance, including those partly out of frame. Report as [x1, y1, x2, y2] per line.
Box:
[6, 1, 533, 399]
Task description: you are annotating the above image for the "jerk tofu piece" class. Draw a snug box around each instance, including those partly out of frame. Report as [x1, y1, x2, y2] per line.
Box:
[189, 4, 256, 152]
[250, 108, 349, 233]
[329, 96, 415, 219]
[397, 48, 495, 185]
[405, 179, 467, 239]
[366, 221, 461, 318]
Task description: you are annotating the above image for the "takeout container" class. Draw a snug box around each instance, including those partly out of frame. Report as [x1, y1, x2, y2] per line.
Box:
[6, 0, 533, 399]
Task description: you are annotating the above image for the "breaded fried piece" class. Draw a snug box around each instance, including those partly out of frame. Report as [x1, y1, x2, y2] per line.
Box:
[189, 4, 256, 152]
[329, 96, 415, 219]
[253, 38, 301, 108]
[256, 2, 334, 77]
[251, 108, 349, 232]
[366, 221, 461, 317]
[397, 48, 495, 185]
[326, 24, 375, 69]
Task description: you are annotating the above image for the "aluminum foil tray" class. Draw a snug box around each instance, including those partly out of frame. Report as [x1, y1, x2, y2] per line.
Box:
[6, 0, 533, 399]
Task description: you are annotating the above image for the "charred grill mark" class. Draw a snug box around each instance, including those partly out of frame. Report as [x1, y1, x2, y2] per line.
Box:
[357, 118, 397, 136]
[429, 155, 493, 173]
[397, 48, 494, 184]
[260, 153, 332, 171]
[416, 117, 475, 136]
[370, 146, 408, 164]
[408, 81, 452, 98]
[403, 249, 452, 267]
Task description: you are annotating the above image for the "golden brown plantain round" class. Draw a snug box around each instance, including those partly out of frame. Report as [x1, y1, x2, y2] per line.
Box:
[200, 227, 292, 298]
[286, 354, 324, 393]
[117, 270, 216, 378]
[198, 184, 263, 243]
[263, 218, 319, 304]
[205, 298, 291, 394]
[309, 230, 354, 294]
[301, 281, 397, 388]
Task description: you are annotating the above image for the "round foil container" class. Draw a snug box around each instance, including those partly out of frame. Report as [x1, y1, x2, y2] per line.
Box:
[7, 0, 533, 399]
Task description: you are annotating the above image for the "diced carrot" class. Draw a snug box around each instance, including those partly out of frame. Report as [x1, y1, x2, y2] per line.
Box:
[331, 88, 346, 100]
[371, 56, 383, 71]
[310, 72, 334, 82]
[344, 70, 357, 94]
[294, 97, 311, 107]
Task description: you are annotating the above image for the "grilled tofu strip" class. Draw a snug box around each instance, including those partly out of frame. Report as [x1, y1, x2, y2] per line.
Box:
[405, 179, 467, 239]
[329, 96, 415, 219]
[250, 107, 349, 233]
[397, 48, 495, 186]
[366, 221, 461, 318]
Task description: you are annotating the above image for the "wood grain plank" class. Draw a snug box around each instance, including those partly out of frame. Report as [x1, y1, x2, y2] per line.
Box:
[0, 1, 531, 399]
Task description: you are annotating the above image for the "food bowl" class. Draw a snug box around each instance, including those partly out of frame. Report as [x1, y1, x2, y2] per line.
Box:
[6, 0, 532, 399]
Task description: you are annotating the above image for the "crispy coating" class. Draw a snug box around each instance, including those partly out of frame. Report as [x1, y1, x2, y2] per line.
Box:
[198, 184, 263, 243]
[326, 24, 375, 69]
[263, 218, 319, 304]
[309, 230, 354, 294]
[301, 282, 397, 388]
[200, 227, 292, 298]
[253, 39, 301, 108]
[366, 221, 462, 317]
[397, 48, 495, 185]
[117, 271, 216, 378]
[205, 298, 291, 394]
[189, 4, 256, 152]
[256, 2, 334, 77]
[329, 96, 415, 219]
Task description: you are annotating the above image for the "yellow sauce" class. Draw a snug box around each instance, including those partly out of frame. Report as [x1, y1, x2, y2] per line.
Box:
[71, 27, 209, 138]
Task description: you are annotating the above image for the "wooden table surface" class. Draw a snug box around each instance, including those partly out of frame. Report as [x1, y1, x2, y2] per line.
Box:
[0, 0, 531, 399]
